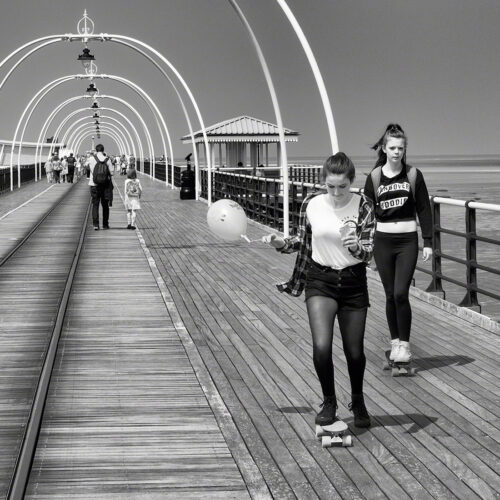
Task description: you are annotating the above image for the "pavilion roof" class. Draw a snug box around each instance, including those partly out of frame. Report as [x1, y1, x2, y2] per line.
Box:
[180, 115, 299, 143]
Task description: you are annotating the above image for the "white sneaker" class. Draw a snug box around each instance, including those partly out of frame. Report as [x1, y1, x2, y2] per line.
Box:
[394, 341, 412, 363]
[389, 339, 400, 361]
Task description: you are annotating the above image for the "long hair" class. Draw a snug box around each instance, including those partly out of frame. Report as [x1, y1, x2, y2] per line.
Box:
[371, 123, 408, 169]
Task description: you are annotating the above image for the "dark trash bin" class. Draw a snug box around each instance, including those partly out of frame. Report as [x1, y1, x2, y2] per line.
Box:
[180, 167, 195, 200]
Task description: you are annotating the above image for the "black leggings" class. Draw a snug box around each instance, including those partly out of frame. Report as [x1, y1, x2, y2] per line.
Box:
[373, 232, 418, 342]
[306, 296, 367, 398]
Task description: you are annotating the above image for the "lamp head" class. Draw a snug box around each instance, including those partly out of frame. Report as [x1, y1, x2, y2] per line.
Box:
[77, 47, 95, 70]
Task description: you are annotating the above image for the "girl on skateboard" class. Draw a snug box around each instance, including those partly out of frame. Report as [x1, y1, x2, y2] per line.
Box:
[264, 152, 375, 428]
[363, 124, 432, 367]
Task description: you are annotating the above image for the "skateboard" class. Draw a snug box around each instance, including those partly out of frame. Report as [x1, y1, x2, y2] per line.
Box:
[315, 419, 352, 448]
[383, 350, 416, 377]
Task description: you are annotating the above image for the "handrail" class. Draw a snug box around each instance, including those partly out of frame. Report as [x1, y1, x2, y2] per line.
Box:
[198, 169, 500, 317]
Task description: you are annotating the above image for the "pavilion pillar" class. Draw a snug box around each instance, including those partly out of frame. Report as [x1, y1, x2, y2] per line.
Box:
[265, 143, 269, 167]
[250, 143, 257, 169]
[210, 142, 216, 173]
[219, 143, 223, 168]
[0, 144, 5, 166]
[277, 142, 281, 169]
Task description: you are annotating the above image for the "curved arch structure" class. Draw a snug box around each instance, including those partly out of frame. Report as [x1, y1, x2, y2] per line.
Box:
[47, 108, 144, 171]
[10, 74, 170, 190]
[73, 125, 127, 154]
[36, 95, 155, 179]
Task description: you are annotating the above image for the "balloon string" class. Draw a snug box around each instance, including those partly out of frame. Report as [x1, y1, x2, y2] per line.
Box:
[241, 234, 261, 243]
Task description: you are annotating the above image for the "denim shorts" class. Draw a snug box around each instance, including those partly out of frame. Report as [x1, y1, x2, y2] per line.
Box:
[305, 260, 370, 310]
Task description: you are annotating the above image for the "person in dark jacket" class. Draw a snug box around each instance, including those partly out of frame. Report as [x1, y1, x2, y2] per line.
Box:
[363, 124, 432, 364]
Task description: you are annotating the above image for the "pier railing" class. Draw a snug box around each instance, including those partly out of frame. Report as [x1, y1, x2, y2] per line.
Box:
[199, 169, 500, 316]
[0, 164, 46, 194]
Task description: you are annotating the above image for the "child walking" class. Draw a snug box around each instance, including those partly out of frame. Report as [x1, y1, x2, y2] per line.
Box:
[124, 168, 142, 229]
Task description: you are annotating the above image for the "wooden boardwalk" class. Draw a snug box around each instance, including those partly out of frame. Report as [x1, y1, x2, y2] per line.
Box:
[0, 175, 499, 498]
[13, 183, 253, 498]
[128, 174, 500, 500]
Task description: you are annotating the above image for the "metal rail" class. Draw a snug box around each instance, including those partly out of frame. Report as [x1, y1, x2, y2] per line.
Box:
[199, 169, 500, 314]
[4, 185, 90, 499]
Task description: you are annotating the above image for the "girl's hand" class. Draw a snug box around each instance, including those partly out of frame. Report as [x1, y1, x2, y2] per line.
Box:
[422, 247, 433, 261]
[262, 233, 286, 249]
[343, 234, 360, 252]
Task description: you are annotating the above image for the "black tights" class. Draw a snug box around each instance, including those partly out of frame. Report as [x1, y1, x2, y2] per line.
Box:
[306, 296, 367, 399]
[373, 232, 418, 342]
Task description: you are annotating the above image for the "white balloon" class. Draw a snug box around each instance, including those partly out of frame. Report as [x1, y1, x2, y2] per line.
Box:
[207, 199, 248, 241]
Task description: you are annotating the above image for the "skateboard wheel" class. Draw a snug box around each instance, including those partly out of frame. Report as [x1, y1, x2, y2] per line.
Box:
[409, 367, 416, 375]
[322, 436, 331, 448]
[391, 367, 399, 377]
[383, 362, 390, 370]
[342, 435, 353, 447]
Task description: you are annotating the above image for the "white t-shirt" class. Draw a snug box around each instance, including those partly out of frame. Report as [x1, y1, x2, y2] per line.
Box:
[306, 193, 360, 269]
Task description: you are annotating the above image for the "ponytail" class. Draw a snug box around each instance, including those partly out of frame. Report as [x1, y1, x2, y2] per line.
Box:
[371, 123, 408, 170]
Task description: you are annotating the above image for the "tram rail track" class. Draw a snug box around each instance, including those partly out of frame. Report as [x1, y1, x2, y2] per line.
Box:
[0, 181, 91, 499]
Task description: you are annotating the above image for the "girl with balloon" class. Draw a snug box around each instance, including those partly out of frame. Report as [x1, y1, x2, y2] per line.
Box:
[264, 152, 375, 428]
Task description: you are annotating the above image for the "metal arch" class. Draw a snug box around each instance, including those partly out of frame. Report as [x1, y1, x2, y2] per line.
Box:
[55, 112, 139, 161]
[66, 121, 133, 157]
[11, 74, 169, 191]
[36, 95, 154, 179]
[228, 0, 290, 236]
[72, 125, 127, 155]
[100, 74, 173, 181]
[104, 38, 197, 192]
[0, 33, 211, 201]
[63, 117, 136, 159]
[75, 130, 125, 156]
[275, 0, 338, 154]
[73, 130, 124, 154]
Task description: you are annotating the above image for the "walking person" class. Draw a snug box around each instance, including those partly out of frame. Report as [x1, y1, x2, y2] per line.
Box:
[85, 143, 113, 230]
[264, 152, 375, 428]
[61, 156, 68, 183]
[124, 167, 142, 230]
[66, 153, 76, 183]
[44, 155, 54, 183]
[363, 123, 432, 365]
[52, 155, 62, 183]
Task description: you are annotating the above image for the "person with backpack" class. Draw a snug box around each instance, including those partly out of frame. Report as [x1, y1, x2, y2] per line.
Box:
[363, 124, 432, 365]
[85, 143, 113, 230]
[124, 167, 142, 229]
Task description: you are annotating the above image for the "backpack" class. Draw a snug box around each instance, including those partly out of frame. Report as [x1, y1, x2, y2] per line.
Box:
[126, 180, 140, 197]
[370, 165, 417, 203]
[92, 154, 110, 185]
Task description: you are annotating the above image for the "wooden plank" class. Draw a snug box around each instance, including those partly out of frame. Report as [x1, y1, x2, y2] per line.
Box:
[130, 174, 500, 500]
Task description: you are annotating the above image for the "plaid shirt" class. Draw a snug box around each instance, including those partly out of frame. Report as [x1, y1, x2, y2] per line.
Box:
[276, 191, 375, 297]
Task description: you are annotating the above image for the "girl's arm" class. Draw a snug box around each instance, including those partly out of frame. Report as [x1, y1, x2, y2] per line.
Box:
[415, 169, 432, 248]
[348, 194, 375, 263]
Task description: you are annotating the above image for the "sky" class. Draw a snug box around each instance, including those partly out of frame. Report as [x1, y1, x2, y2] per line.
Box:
[0, 0, 498, 159]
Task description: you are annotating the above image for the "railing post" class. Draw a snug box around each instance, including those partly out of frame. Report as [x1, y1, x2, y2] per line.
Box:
[426, 196, 445, 298]
[459, 201, 481, 312]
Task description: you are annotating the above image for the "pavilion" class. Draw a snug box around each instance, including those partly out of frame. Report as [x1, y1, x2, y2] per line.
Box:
[180, 115, 299, 169]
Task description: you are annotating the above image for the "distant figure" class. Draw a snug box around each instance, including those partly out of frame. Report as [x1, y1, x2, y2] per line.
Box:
[363, 123, 432, 366]
[52, 155, 62, 183]
[66, 153, 76, 183]
[44, 156, 54, 183]
[185, 153, 192, 168]
[237, 161, 243, 168]
[124, 167, 142, 229]
[85, 143, 113, 230]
